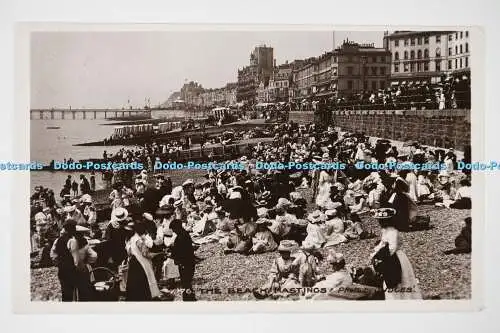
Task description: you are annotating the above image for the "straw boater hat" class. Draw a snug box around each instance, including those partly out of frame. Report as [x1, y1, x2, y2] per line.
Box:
[277, 240, 298, 252]
[372, 208, 396, 220]
[112, 207, 129, 222]
[307, 210, 325, 224]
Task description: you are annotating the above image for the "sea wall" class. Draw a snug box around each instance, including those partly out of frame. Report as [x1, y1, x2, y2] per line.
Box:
[289, 109, 471, 150]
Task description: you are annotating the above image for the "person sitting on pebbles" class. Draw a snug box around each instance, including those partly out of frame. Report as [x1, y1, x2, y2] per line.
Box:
[303, 210, 327, 249]
[305, 250, 353, 299]
[294, 239, 324, 287]
[251, 218, 278, 254]
[224, 216, 257, 255]
[255, 240, 301, 298]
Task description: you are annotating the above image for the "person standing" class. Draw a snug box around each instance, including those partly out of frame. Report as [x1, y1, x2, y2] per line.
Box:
[168, 219, 196, 301]
[89, 171, 96, 192]
[369, 208, 422, 300]
[68, 227, 98, 301]
[50, 219, 77, 301]
[125, 220, 162, 301]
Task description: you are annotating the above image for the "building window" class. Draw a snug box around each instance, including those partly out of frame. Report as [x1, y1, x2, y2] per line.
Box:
[363, 81, 368, 90]
[424, 62, 429, 71]
[394, 39, 399, 47]
[436, 60, 441, 71]
[448, 60, 452, 70]
[448, 47, 452, 56]
[411, 38, 415, 46]
[394, 63, 399, 72]
[333, 57, 337, 62]
[417, 62, 421, 72]
[410, 63, 415, 72]
[347, 80, 353, 90]
[436, 35, 441, 43]
[455, 45, 458, 54]
[380, 80, 385, 89]
[372, 56, 377, 63]
[410, 50, 415, 59]
[347, 66, 353, 75]
[455, 59, 458, 68]
[332, 67, 338, 75]
[372, 81, 377, 91]
[364, 67, 369, 75]
[404, 51, 408, 60]
[436, 47, 441, 57]
[460, 44, 463, 54]
[371, 67, 377, 75]
[380, 67, 386, 75]
[404, 63, 409, 72]
[424, 49, 429, 58]
[424, 36, 429, 44]
[460, 31, 463, 39]
[404, 39, 409, 46]
[465, 57, 468, 67]
[466, 31, 469, 37]
[460, 58, 463, 68]
[417, 37, 422, 45]
[417, 50, 422, 59]
[455, 32, 458, 39]
[449, 34, 453, 41]
[394, 52, 399, 61]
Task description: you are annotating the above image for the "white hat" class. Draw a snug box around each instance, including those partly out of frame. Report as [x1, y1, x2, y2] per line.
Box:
[76, 225, 90, 233]
[182, 179, 194, 186]
[34, 212, 46, 222]
[229, 191, 242, 200]
[307, 210, 325, 224]
[142, 213, 154, 221]
[63, 205, 76, 213]
[80, 194, 93, 204]
[111, 207, 128, 221]
[174, 200, 183, 208]
[257, 207, 268, 218]
[141, 170, 147, 174]
[325, 209, 337, 217]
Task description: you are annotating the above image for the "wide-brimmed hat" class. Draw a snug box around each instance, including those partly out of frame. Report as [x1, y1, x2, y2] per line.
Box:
[76, 225, 90, 233]
[261, 191, 271, 200]
[276, 198, 291, 209]
[438, 171, 450, 178]
[307, 210, 325, 224]
[256, 218, 271, 225]
[112, 207, 129, 221]
[278, 240, 298, 252]
[257, 207, 268, 218]
[301, 239, 319, 251]
[229, 191, 242, 200]
[182, 179, 194, 186]
[372, 208, 396, 219]
[326, 251, 345, 265]
[325, 209, 337, 218]
[142, 212, 154, 222]
[63, 205, 76, 213]
[80, 194, 93, 203]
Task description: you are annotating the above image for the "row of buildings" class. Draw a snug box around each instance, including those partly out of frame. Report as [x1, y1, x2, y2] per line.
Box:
[167, 30, 471, 107]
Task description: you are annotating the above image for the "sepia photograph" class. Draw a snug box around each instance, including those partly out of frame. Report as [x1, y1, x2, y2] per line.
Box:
[24, 26, 475, 307]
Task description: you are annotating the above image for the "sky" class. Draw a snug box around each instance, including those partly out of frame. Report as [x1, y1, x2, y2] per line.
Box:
[30, 30, 384, 109]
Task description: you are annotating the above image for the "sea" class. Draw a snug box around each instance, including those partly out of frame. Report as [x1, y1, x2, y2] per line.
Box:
[30, 110, 185, 193]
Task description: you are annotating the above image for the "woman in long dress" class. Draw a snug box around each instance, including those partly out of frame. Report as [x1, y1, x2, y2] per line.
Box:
[370, 208, 422, 300]
[67, 229, 98, 301]
[125, 220, 161, 301]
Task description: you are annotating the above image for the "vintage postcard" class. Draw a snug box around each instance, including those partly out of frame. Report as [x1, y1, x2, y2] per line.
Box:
[13, 24, 484, 313]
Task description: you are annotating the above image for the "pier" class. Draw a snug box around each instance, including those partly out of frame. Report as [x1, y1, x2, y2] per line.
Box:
[30, 108, 152, 120]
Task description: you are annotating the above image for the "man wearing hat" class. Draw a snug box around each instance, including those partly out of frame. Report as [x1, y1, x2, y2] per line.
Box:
[294, 239, 323, 287]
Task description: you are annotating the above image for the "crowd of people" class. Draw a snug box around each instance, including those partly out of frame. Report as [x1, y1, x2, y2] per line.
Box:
[30, 121, 472, 302]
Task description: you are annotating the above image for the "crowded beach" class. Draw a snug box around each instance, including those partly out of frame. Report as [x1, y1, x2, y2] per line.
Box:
[30, 120, 472, 302]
